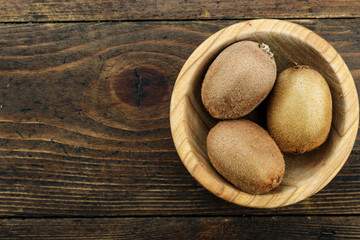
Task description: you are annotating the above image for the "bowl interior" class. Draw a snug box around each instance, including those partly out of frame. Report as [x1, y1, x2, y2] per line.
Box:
[170, 19, 359, 208]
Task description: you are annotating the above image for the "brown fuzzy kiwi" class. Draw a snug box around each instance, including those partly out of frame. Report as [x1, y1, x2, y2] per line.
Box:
[206, 119, 285, 194]
[267, 65, 333, 153]
[201, 41, 276, 119]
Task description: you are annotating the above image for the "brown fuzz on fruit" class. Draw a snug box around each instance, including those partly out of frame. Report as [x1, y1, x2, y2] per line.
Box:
[201, 41, 277, 119]
[207, 119, 285, 194]
[267, 66, 333, 153]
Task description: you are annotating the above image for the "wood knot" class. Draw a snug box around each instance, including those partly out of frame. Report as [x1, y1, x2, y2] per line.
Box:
[111, 64, 169, 108]
[82, 53, 178, 130]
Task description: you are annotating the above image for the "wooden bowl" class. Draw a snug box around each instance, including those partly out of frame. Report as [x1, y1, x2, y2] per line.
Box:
[170, 19, 359, 208]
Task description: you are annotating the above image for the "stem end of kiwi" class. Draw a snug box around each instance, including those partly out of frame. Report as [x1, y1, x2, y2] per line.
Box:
[259, 43, 274, 58]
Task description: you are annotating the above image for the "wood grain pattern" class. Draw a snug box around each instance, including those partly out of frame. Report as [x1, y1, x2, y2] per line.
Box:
[0, 19, 359, 216]
[0, 216, 360, 239]
[0, 0, 359, 22]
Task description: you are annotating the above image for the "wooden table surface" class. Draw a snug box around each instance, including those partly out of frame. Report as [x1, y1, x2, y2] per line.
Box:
[0, 1, 360, 239]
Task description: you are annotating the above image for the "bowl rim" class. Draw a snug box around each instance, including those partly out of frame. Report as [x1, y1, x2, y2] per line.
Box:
[170, 19, 359, 208]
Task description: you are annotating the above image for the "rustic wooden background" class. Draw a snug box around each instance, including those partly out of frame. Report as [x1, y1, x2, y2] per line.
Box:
[0, 0, 360, 239]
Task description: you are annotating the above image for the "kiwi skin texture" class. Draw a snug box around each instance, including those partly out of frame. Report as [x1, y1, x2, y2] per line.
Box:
[201, 40, 276, 119]
[206, 119, 285, 195]
[267, 66, 333, 153]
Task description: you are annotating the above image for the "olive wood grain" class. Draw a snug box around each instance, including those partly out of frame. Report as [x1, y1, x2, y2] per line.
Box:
[170, 19, 359, 208]
[0, 19, 359, 216]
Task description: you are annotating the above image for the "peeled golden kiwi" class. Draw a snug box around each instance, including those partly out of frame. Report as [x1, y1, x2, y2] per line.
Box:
[267, 65, 333, 153]
[201, 41, 276, 119]
[206, 119, 285, 194]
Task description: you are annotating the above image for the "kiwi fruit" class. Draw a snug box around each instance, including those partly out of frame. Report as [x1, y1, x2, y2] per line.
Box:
[206, 119, 285, 194]
[267, 65, 333, 153]
[201, 41, 276, 119]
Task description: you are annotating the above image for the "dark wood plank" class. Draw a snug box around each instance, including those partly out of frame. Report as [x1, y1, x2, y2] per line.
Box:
[0, 0, 359, 22]
[1, 216, 360, 239]
[0, 19, 359, 217]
